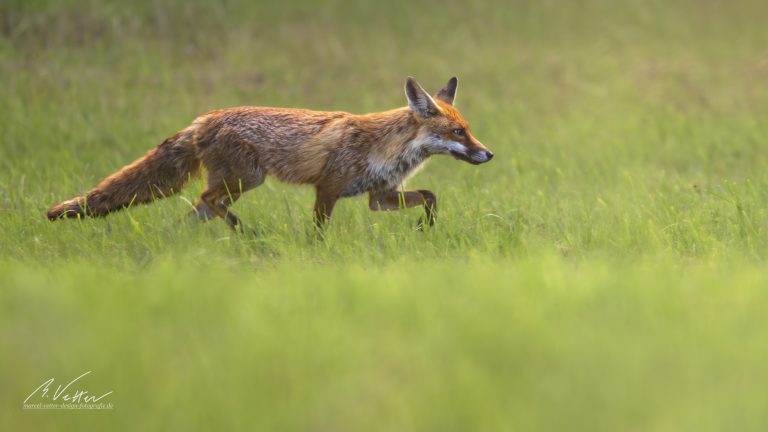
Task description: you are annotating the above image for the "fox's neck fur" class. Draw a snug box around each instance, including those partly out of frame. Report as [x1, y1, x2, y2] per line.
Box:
[332, 108, 431, 196]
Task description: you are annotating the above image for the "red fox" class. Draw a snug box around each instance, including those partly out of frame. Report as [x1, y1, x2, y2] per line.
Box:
[47, 77, 493, 230]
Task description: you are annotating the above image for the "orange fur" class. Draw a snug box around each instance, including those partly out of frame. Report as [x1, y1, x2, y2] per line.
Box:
[47, 77, 493, 230]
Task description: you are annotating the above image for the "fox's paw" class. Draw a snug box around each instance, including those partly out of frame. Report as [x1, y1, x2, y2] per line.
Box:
[186, 202, 217, 223]
[415, 216, 435, 232]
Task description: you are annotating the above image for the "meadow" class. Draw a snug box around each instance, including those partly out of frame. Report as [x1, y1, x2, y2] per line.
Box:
[2, 0, 768, 430]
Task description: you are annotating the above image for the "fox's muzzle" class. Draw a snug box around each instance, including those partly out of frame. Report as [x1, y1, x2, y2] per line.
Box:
[470, 149, 494, 164]
[450, 148, 494, 165]
[451, 135, 493, 165]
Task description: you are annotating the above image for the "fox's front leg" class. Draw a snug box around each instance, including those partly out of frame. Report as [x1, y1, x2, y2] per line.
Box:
[369, 189, 437, 229]
[313, 186, 340, 229]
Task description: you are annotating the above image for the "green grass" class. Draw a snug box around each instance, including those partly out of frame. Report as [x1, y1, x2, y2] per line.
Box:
[2, 0, 768, 430]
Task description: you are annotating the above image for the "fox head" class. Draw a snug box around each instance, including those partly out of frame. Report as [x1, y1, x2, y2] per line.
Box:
[405, 76, 493, 165]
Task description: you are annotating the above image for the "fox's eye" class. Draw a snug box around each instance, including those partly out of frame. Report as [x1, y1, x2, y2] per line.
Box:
[453, 128, 465, 136]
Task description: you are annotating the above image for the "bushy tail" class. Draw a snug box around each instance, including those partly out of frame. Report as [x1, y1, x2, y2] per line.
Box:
[47, 131, 201, 220]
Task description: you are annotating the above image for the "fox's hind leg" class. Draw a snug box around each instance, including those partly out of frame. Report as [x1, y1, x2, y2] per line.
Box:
[195, 162, 266, 231]
[191, 190, 252, 222]
[199, 185, 240, 230]
[192, 141, 266, 230]
[369, 189, 437, 229]
[199, 173, 264, 231]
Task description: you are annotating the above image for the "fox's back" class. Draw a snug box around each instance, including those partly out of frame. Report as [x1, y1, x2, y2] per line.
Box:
[208, 107, 349, 141]
[194, 107, 353, 183]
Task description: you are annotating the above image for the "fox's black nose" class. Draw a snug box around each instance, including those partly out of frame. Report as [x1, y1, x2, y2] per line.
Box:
[485, 151, 494, 160]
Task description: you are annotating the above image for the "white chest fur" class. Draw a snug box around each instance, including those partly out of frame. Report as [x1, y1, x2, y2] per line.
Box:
[339, 138, 430, 197]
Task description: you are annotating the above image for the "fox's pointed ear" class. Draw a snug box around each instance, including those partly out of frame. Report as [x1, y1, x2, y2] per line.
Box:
[405, 77, 440, 118]
[434, 76, 458, 105]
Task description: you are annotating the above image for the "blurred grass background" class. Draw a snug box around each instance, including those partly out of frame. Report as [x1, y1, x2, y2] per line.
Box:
[2, 0, 768, 430]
